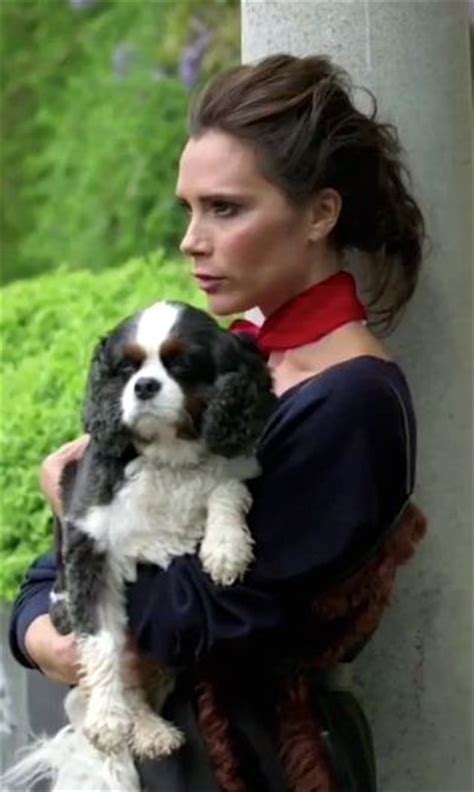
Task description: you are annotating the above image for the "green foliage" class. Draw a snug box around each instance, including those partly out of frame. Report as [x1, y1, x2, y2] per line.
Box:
[0, 252, 207, 601]
[22, 73, 189, 278]
[1, 0, 240, 284]
[160, 0, 240, 77]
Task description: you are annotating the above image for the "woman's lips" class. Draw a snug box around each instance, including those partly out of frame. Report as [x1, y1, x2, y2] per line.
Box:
[194, 275, 225, 294]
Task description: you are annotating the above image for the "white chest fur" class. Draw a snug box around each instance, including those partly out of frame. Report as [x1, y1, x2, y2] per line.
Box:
[78, 453, 258, 579]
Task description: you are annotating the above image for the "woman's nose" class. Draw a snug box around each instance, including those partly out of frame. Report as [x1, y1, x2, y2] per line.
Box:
[180, 218, 211, 257]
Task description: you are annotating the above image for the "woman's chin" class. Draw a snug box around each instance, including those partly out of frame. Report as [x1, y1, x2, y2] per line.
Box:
[205, 292, 252, 317]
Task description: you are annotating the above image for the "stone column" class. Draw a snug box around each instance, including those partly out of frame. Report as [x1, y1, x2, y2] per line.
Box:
[242, 2, 473, 790]
[0, 604, 29, 777]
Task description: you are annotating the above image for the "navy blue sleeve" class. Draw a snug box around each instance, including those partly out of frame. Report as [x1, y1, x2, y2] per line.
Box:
[10, 361, 413, 672]
[8, 552, 56, 669]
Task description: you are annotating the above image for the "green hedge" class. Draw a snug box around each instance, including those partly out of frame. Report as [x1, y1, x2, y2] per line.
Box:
[0, 252, 208, 601]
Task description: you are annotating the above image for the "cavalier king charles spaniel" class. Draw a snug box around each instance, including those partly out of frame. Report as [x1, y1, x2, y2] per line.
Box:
[5, 300, 275, 792]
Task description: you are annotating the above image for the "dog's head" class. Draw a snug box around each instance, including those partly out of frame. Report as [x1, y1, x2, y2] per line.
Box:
[84, 301, 276, 458]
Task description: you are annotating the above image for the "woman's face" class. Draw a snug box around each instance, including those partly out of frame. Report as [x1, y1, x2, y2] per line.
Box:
[176, 130, 322, 317]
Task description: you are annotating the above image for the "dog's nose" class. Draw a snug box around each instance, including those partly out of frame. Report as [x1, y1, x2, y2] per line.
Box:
[134, 377, 161, 400]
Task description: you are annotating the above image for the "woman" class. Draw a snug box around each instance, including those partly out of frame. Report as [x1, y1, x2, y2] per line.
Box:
[9, 54, 426, 790]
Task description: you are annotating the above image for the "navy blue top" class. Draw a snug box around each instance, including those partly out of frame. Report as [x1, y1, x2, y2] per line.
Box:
[9, 356, 416, 672]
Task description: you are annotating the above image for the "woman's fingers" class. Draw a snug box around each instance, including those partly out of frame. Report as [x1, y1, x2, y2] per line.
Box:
[40, 435, 90, 516]
[24, 614, 81, 686]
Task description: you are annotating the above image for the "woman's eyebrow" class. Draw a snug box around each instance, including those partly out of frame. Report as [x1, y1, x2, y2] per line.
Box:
[176, 191, 248, 206]
[202, 192, 245, 202]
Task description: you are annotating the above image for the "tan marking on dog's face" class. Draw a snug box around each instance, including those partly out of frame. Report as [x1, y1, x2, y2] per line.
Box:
[122, 343, 146, 366]
[159, 337, 187, 366]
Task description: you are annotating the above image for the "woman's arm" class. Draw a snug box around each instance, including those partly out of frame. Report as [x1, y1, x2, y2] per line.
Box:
[8, 552, 80, 683]
[10, 436, 90, 682]
[11, 362, 413, 677]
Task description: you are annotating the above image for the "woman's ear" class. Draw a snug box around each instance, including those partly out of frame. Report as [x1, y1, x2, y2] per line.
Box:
[202, 333, 277, 458]
[308, 188, 342, 242]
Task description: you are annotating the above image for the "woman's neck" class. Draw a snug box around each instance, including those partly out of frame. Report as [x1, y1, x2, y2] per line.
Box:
[269, 321, 392, 397]
[258, 250, 341, 319]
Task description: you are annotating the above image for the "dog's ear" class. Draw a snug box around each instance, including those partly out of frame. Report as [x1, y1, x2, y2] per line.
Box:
[83, 336, 131, 457]
[202, 332, 277, 458]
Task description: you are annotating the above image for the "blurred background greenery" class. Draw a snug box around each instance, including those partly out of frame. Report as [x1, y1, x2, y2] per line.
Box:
[1, 0, 240, 284]
[0, 0, 240, 598]
[1, 253, 209, 600]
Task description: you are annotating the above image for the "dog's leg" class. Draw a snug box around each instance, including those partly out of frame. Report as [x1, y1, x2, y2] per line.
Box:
[65, 522, 132, 756]
[50, 566, 73, 636]
[124, 668, 184, 759]
[50, 515, 74, 635]
[199, 480, 254, 585]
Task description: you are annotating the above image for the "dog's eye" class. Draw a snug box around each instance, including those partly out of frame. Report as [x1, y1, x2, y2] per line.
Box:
[115, 357, 141, 377]
[166, 354, 192, 377]
[116, 343, 145, 377]
[167, 351, 214, 384]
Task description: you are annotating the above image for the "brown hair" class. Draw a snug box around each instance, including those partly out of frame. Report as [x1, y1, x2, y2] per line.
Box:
[189, 53, 426, 331]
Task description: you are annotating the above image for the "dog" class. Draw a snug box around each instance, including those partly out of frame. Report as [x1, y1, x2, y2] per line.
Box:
[4, 300, 276, 791]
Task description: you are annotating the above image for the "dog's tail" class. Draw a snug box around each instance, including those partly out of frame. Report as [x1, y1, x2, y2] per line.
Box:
[2, 688, 140, 792]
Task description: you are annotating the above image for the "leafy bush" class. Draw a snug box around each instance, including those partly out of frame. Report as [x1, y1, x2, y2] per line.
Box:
[0, 252, 208, 601]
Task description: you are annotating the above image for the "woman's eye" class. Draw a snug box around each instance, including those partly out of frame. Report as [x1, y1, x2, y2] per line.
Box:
[212, 201, 240, 218]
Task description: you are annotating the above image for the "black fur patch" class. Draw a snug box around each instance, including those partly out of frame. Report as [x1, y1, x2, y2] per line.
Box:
[64, 523, 106, 636]
[83, 313, 140, 457]
[162, 305, 217, 387]
[50, 585, 73, 635]
[163, 304, 277, 454]
[203, 331, 277, 457]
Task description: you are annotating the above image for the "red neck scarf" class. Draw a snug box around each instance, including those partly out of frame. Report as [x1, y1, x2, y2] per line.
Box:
[230, 272, 367, 357]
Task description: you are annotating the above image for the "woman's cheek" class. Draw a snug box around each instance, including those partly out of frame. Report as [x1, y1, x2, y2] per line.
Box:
[223, 223, 274, 268]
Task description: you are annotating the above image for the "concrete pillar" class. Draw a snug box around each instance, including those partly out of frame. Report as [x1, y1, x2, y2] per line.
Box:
[0, 604, 67, 777]
[242, 2, 472, 790]
[1, 604, 29, 776]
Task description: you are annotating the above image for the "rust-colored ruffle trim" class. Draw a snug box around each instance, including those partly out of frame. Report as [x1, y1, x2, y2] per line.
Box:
[196, 501, 427, 791]
[277, 672, 338, 792]
[196, 675, 248, 792]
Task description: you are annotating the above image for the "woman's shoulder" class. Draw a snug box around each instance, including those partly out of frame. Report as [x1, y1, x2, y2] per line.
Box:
[263, 355, 414, 440]
[282, 354, 410, 404]
[250, 355, 416, 581]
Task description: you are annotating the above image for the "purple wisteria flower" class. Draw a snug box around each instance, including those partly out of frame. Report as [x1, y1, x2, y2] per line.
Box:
[112, 43, 138, 79]
[179, 18, 213, 90]
[69, 0, 99, 11]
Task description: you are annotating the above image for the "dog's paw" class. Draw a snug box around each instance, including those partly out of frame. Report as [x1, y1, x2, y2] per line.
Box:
[199, 527, 254, 586]
[130, 713, 185, 758]
[49, 594, 73, 636]
[84, 705, 132, 756]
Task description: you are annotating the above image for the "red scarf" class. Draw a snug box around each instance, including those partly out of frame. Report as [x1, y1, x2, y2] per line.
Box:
[230, 272, 367, 357]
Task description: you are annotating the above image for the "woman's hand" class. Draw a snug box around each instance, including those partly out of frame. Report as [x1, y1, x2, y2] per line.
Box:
[40, 435, 90, 517]
[25, 614, 80, 686]
[25, 615, 143, 688]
